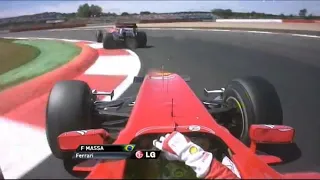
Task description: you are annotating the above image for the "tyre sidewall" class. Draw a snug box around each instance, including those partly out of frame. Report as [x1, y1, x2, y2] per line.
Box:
[223, 82, 254, 145]
[46, 80, 93, 159]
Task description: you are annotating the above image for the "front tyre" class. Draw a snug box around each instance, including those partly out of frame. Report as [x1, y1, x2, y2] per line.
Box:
[223, 76, 283, 146]
[46, 80, 94, 159]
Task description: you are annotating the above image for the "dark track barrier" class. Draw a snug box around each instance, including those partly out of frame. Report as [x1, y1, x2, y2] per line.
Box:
[282, 19, 316, 23]
[9, 23, 87, 32]
[139, 19, 205, 23]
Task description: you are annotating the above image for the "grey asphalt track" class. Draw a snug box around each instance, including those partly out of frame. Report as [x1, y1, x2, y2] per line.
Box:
[2, 29, 320, 178]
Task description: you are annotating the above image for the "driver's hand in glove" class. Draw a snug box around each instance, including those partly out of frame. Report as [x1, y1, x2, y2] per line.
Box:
[153, 131, 213, 178]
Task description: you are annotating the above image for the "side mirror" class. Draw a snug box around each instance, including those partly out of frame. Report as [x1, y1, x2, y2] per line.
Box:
[249, 124, 295, 144]
[249, 124, 295, 165]
[249, 124, 295, 152]
[58, 129, 109, 151]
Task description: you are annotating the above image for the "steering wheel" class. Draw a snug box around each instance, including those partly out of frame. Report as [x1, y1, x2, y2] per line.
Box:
[156, 148, 196, 179]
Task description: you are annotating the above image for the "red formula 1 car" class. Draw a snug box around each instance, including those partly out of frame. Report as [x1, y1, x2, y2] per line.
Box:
[46, 71, 320, 179]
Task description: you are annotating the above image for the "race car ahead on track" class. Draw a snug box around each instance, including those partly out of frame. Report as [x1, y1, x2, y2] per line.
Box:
[96, 23, 147, 49]
[46, 71, 320, 179]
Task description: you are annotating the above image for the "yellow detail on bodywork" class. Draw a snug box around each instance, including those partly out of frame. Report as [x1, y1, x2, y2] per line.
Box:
[155, 72, 172, 76]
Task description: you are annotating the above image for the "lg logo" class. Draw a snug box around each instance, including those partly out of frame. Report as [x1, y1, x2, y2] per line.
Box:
[135, 151, 144, 159]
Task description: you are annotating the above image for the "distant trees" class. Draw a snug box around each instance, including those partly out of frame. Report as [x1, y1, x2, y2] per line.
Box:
[298, 8, 315, 19]
[103, 12, 117, 16]
[77, 4, 89, 17]
[90, 5, 103, 17]
[299, 8, 307, 17]
[211, 9, 277, 19]
[306, 13, 313, 19]
[121, 12, 129, 16]
[74, 4, 316, 20]
[211, 9, 233, 18]
[140, 11, 151, 15]
[210, 8, 319, 19]
[77, 3, 102, 17]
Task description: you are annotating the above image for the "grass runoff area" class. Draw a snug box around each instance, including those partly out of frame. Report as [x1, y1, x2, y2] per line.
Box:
[0, 39, 81, 91]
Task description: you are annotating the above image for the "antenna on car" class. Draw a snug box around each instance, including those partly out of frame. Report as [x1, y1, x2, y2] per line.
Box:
[171, 98, 174, 117]
[171, 98, 178, 131]
[160, 64, 169, 92]
[161, 64, 165, 89]
[174, 122, 178, 131]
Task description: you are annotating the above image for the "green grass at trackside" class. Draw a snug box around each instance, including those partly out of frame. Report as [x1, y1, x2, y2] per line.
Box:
[0, 38, 40, 75]
[0, 39, 81, 91]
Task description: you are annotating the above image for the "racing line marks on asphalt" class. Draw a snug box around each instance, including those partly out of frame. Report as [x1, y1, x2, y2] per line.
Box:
[245, 30, 275, 34]
[0, 38, 141, 179]
[291, 34, 320, 39]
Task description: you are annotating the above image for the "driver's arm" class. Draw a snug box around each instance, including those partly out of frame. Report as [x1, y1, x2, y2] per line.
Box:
[204, 159, 239, 179]
[153, 131, 240, 179]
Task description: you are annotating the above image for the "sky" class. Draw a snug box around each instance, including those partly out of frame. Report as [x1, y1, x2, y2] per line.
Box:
[1, 1, 320, 18]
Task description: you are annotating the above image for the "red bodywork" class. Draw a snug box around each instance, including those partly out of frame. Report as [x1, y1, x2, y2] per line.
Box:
[107, 23, 137, 33]
[58, 71, 320, 179]
[107, 27, 118, 33]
